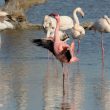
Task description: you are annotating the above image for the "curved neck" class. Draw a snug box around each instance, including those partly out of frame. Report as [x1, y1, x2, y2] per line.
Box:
[73, 9, 80, 25]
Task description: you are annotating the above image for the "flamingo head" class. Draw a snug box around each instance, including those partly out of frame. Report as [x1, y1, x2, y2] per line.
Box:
[76, 7, 85, 18]
[49, 13, 60, 21]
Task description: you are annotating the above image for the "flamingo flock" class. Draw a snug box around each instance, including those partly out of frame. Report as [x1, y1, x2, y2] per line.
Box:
[0, 7, 110, 71]
[32, 7, 110, 68]
[33, 7, 85, 65]
[43, 7, 85, 52]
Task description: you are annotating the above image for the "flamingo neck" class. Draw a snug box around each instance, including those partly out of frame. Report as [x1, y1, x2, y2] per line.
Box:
[73, 10, 80, 25]
[104, 16, 110, 25]
[54, 19, 60, 42]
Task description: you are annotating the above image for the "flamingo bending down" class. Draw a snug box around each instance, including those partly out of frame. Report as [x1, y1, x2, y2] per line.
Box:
[32, 13, 79, 64]
[90, 15, 110, 64]
[71, 7, 85, 53]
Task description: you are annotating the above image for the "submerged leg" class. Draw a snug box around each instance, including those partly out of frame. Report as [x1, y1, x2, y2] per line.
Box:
[101, 33, 104, 66]
[62, 63, 65, 95]
[0, 34, 1, 48]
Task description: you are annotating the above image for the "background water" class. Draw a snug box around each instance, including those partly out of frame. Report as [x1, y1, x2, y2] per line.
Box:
[0, 0, 110, 110]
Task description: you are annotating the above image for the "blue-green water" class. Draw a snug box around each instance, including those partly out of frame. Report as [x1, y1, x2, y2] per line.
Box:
[0, 0, 110, 110]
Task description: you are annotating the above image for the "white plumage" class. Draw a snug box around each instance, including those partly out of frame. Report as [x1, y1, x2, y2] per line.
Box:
[0, 10, 14, 47]
[90, 15, 110, 64]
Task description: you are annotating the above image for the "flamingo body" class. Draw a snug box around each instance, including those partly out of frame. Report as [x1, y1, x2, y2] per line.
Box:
[92, 15, 110, 33]
[43, 15, 74, 31]
[90, 15, 110, 65]
[32, 39, 72, 62]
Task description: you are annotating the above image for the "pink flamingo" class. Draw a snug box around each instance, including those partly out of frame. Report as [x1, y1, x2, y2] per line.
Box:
[32, 13, 79, 78]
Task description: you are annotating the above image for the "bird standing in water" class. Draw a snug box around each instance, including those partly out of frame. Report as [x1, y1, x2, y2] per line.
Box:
[90, 15, 110, 65]
[32, 13, 79, 79]
[71, 7, 85, 53]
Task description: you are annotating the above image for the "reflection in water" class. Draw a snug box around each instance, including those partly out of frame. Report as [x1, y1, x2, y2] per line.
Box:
[43, 60, 63, 110]
[43, 61, 85, 110]
[0, 59, 28, 110]
[97, 79, 110, 110]
[0, 30, 31, 110]
[102, 81, 110, 110]
[0, 72, 11, 109]
[69, 64, 84, 110]
[11, 61, 28, 110]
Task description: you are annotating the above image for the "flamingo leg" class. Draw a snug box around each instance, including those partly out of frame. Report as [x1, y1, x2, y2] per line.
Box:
[61, 62, 65, 95]
[70, 41, 79, 63]
[0, 34, 1, 48]
[77, 39, 80, 53]
[48, 50, 50, 60]
[101, 33, 104, 66]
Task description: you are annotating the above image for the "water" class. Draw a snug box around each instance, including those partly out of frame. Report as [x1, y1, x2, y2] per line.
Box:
[0, 0, 110, 110]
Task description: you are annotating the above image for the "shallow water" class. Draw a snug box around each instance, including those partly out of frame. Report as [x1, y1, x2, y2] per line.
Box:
[1, 0, 110, 110]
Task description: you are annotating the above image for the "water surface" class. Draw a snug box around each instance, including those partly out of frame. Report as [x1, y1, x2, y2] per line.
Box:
[0, 0, 110, 110]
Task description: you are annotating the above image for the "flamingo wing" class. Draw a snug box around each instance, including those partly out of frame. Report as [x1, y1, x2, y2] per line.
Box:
[32, 39, 55, 55]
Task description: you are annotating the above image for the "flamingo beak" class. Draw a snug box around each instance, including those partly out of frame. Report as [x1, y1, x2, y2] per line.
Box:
[82, 13, 84, 18]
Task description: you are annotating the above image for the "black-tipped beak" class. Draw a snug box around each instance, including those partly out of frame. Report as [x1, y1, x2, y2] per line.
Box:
[82, 16, 84, 18]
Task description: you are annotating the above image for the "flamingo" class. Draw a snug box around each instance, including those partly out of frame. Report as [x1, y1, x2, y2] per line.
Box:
[0, 10, 15, 47]
[43, 20, 70, 61]
[71, 7, 85, 53]
[32, 13, 79, 64]
[43, 14, 74, 31]
[90, 15, 110, 65]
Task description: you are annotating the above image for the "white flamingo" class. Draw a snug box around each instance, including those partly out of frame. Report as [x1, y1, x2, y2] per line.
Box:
[71, 7, 85, 53]
[90, 15, 110, 64]
[0, 10, 14, 47]
[43, 14, 74, 31]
